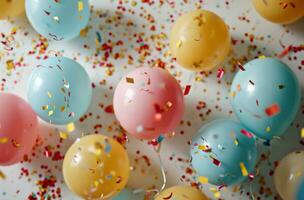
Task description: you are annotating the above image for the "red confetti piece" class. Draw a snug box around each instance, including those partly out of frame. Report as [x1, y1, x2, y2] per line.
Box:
[217, 68, 225, 79]
[277, 45, 292, 59]
[211, 157, 221, 167]
[241, 129, 253, 138]
[104, 105, 114, 114]
[184, 85, 191, 96]
[237, 62, 245, 71]
[265, 103, 281, 117]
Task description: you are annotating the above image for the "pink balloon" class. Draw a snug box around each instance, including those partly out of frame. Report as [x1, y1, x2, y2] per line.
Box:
[0, 93, 39, 166]
[114, 67, 184, 140]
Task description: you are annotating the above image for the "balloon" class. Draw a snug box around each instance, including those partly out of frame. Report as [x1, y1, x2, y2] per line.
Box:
[0, 0, 25, 19]
[155, 185, 209, 200]
[170, 10, 231, 72]
[274, 151, 304, 200]
[113, 67, 184, 140]
[0, 93, 39, 166]
[112, 188, 146, 200]
[63, 134, 130, 199]
[230, 58, 301, 140]
[27, 56, 92, 125]
[252, 0, 304, 24]
[297, 179, 304, 200]
[25, 0, 90, 41]
[190, 119, 257, 186]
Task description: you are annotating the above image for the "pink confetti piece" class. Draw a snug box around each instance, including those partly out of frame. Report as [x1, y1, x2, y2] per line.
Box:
[241, 129, 253, 138]
[217, 68, 225, 79]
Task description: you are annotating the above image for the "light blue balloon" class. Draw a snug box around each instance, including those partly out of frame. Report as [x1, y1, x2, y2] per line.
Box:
[297, 179, 304, 200]
[27, 57, 92, 125]
[112, 188, 145, 200]
[25, 0, 90, 41]
[190, 119, 257, 186]
[230, 58, 301, 140]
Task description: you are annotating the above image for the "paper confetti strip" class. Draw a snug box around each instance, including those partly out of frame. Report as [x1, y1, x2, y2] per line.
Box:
[184, 85, 191, 95]
[265, 103, 281, 117]
[240, 129, 253, 138]
[198, 176, 209, 184]
[240, 162, 248, 176]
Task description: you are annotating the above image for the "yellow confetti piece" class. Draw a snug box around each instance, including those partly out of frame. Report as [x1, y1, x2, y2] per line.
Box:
[78, 1, 84, 11]
[66, 123, 75, 133]
[6, 60, 14, 71]
[234, 139, 239, 146]
[240, 162, 248, 176]
[214, 191, 221, 198]
[42, 105, 49, 110]
[176, 40, 183, 48]
[301, 128, 304, 138]
[48, 110, 54, 116]
[0, 137, 9, 144]
[230, 91, 236, 98]
[12, 139, 20, 148]
[47, 92, 53, 98]
[259, 55, 266, 59]
[198, 176, 208, 184]
[0, 171, 5, 180]
[198, 145, 207, 151]
[60, 106, 65, 112]
[266, 126, 271, 132]
[59, 132, 69, 140]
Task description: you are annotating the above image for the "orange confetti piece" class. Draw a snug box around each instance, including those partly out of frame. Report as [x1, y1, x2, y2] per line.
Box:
[0, 171, 5, 180]
[12, 139, 21, 148]
[265, 103, 281, 117]
[6, 59, 14, 71]
[0, 137, 9, 144]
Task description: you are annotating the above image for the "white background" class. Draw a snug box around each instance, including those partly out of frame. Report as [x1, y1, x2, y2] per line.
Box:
[0, 0, 304, 199]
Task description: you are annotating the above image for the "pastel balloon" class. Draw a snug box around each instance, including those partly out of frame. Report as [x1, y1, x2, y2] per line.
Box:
[230, 58, 301, 140]
[155, 185, 209, 200]
[25, 0, 90, 41]
[27, 56, 92, 125]
[113, 67, 184, 140]
[63, 134, 130, 199]
[0, 0, 25, 19]
[0, 93, 39, 166]
[274, 151, 304, 200]
[112, 188, 146, 200]
[252, 0, 304, 24]
[297, 179, 304, 200]
[170, 10, 231, 72]
[190, 119, 257, 186]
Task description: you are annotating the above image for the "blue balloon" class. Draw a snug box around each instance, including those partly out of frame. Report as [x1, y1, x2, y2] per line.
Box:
[25, 0, 90, 41]
[190, 119, 257, 186]
[27, 57, 92, 125]
[112, 188, 145, 200]
[231, 58, 301, 140]
[297, 179, 304, 200]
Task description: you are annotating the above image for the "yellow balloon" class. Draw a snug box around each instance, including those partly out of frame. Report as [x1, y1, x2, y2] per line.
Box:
[170, 10, 231, 72]
[0, 0, 25, 19]
[274, 151, 304, 200]
[63, 135, 130, 200]
[252, 0, 304, 24]
[155, 185, 209, 200]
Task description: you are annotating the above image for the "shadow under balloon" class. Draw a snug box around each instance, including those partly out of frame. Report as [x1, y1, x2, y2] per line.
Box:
[283, 17, 304, 37]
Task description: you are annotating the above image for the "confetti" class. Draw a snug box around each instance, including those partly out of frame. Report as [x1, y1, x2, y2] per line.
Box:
[66, 123, 75, 133]
[301, 128, 304, 138]
[184, 85, 191, 95]
[265, 103, 281, 117]
[241, 129, 253, 138]
[0, 171, 6, 180]
[12, 139, 21, 148]
[78, 1, 84, 11]
[198, 176, 208, 184]
[59, 132, 69, 140]
[47, 92, 53, 98]
[217, 68, 225, 79]
[126, 77, 134, 83]
[6, 59, 14, 71]
[48, 110, 54, 116]
[240, 162, 248, 176]
[0, 137, 9, 144]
